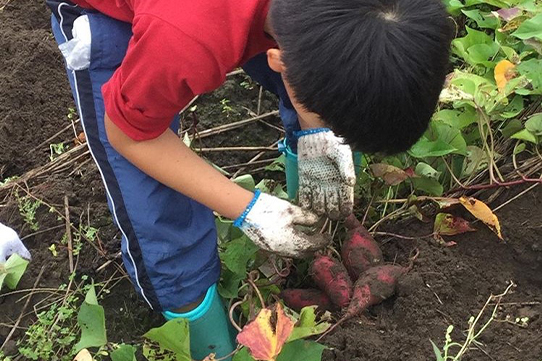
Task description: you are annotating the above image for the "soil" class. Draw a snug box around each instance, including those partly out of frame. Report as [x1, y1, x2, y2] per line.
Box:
[1, 1, 541, 361]
[323, 186, 542, 361]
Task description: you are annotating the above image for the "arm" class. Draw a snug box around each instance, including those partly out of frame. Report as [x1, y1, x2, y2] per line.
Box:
[104, 113, 253, 219]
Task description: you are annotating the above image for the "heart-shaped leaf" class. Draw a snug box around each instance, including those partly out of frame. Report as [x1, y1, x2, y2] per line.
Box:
[237, 303, 294, 361]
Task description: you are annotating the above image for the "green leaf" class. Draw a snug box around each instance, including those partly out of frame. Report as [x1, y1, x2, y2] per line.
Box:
[0, 254, 29, 291]
[412, 176, 444, 196]
[462, 9, 499, 29]
[288, 307, 331, 342]
[408, 138, 457, 158]
[265, 154, 286, 172]
[500, 96, 524, 119]
[464, 146, 489, 176]
[218, 269, 245, 299]
[0, 273, 6, 293]
[430, 340, 444, 361]
[443, 0, 464, 15]
[415, 163, 441, 180]
[233, 347, 256, 361]
[233, 175, 256, 191]
[276, 340, 326, 361]
[511, 129, 538, 144]
[220, 236, 259, 276]
[451, 27, 499, 66]
[501, 119, 524, 138]
[434, 107, 477, 129]
[271, 184, 289, 199]
[525, 114, 542, 135]
[431, 123, 468, 155]
[75, 285, 107, 352]
[143, 319, 191, 361]
[516, 59, 542, 94]
[464, 0, 510, 7]
[215, 218, 233, 244]
[513, 142, 526, 155]
[512, 13, 542, 41]
[110, 344, 137, 361]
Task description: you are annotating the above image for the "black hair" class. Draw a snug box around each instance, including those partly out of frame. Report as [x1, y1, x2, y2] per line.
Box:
[270, 0, 453, 154]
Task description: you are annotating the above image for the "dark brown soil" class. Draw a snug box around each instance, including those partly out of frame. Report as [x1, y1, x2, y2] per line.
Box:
[1, 1, 541, 361]
[323, 186, 542, 361]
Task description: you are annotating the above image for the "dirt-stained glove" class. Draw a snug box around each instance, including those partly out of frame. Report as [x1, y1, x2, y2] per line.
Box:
[0, 222, 31, 263]
[234, 190, 330, 258]
[296, 128, 356, 220]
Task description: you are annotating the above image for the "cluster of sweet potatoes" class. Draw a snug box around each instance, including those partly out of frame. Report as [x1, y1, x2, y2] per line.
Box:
[281, 215, 408, 324]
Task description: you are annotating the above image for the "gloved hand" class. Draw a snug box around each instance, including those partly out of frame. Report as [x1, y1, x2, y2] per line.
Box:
[0, 222, 31, 263]
[234, 190, 330, 258]
[296, 128, 356, 220]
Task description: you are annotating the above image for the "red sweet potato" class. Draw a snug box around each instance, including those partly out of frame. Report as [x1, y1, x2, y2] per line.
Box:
[280, 288, 335, 312]
[310, 254, 353, 308]
[344, 213, 362, 230]
[317, 264, 407, 340]
[345, 265, 406, 318]
[341, 217, 383, 280]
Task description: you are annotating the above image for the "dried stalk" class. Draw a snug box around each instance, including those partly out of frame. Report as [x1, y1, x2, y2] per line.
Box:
[190, 111, 279, 139]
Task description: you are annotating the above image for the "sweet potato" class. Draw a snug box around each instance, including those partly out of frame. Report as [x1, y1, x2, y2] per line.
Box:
[310, 254, 353, 308]
[341, 217, 383, 280]
[346, 265, 406, 317]
[317, 264, 407, 340]
[280, 288, 335, 312]
[344, 214, 362, 230]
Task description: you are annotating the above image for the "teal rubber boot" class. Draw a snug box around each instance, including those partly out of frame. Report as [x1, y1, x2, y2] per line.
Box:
[163, 284, 237, 361]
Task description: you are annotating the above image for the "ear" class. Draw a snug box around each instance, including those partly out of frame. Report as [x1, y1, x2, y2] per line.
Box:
[267, 48, 285, 73]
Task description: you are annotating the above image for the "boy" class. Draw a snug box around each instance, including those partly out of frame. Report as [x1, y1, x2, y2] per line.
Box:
[7, 0, 451, 359]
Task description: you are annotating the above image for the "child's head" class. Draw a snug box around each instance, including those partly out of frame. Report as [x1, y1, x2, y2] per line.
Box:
[267, 0, 453, 154]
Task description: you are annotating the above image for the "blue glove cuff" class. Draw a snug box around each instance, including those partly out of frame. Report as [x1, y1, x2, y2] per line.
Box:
[293, 128, 331, 138]
[233, 190, 261, 228]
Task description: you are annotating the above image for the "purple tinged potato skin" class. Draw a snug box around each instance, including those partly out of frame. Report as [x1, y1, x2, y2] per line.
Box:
[346, 265, 406, 318]
[341, 226, 384, 281]
[310, 254, 353, 308]
[280, 288, 335, 312]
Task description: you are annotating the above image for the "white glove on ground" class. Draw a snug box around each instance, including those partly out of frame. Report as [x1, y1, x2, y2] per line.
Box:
[0, 222, 31, 263]
[296, 128, 356, 220]
[234, 191, 330, 258]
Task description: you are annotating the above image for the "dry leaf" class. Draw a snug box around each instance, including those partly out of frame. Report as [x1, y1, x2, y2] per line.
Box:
[73, 349, 93, 361]
[494, 60, 516, 92]
[202, 354, 216, 361]
[76, 132, 87, 144]
[435, 198, 461, 210]
[434, 213, 476, 236]
[370, 164, 410, 186]
[236, 303, 294, 361]
[459, 196, 503, 240]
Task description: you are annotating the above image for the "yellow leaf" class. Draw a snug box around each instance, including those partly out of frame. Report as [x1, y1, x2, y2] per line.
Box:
[494, 60, 516, 92]
[237, 303, 294, 361]
[73, 349, 93, 361]
[459, 196, 503, 240]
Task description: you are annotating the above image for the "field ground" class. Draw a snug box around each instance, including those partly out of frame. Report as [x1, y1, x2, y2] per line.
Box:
[1, 1, 541, 360]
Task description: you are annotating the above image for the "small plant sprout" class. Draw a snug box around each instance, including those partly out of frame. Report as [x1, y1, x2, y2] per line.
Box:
[220, 98, 234, 116]
[430, 282, 516, 361]
[49, 142, 67, 161]
[14, 190, 41, 231]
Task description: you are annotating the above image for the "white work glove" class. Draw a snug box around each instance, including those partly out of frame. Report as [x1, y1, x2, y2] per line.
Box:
[296, 128, 356, 220]
[234, 191, 330, 258]
[0, 222, 31, 263]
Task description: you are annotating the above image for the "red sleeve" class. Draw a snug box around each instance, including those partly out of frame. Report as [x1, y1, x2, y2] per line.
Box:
[102, 14, 225, 141]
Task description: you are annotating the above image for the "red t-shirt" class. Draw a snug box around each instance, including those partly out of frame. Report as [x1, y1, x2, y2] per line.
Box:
[73, 0, 275, 140]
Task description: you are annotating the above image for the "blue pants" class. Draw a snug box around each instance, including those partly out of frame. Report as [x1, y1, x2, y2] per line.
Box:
[47, 0, 298, 311]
